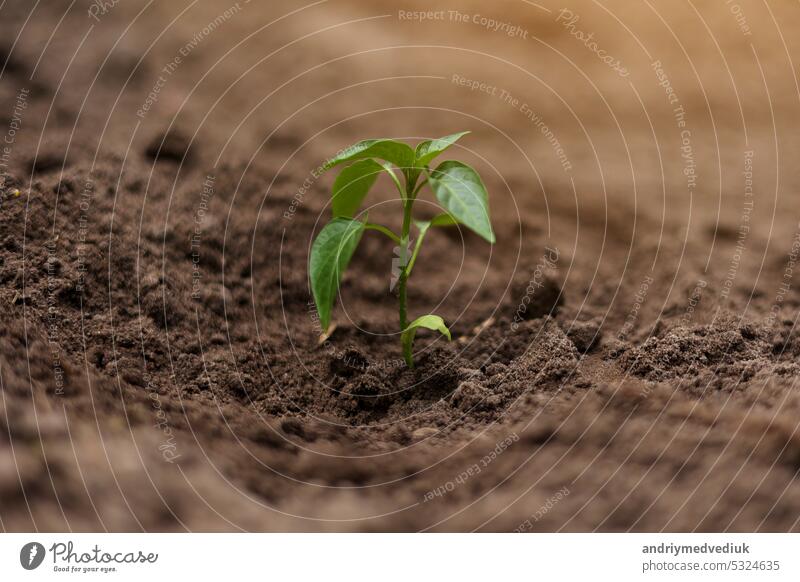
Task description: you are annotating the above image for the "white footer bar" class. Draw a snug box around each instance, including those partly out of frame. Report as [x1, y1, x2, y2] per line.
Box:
[1, 533, 797, 581]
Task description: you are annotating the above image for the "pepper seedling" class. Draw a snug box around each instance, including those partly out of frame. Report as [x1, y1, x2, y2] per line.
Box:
[309, 132, 495, 366]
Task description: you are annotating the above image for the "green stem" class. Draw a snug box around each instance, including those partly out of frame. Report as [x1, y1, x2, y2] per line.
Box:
[411, 177, 428, 199]
[364, 223, 400, 244]
[406, 227, 428, 276]
[398, 179, 416, 331]
[402, 330, 414, 367]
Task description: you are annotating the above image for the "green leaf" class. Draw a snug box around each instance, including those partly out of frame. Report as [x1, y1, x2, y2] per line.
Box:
[325, 139, 414, 171]
[427, 161, 495, 243]
[332, 159, 382, 218]
[377, 160, 404, 197]
[401, 314, 451, 367]
[309, 217, 365, 330]
[414, 131, 470, 166]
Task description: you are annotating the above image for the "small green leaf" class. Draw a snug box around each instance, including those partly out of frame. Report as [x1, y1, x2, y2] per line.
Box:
[414, 131, 470, 167]
[412, 213, 457, 238]
[427, 161, 495, 244]
[413, 219, 431, 235]
[332, 159, 382, 218]
[309, 217, 365, 330]
[401, 314, 451, 367]
[325, 139, 414, 171]
[429, 212, 459, 227]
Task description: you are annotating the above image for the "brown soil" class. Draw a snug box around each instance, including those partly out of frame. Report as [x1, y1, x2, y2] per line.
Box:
[2, 0, 800, 531]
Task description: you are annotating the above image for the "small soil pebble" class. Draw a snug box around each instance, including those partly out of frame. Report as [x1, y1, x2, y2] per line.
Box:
[565, 319, 603, 353]
[329, 347, 369, 377]
[145, 129, 193, 165]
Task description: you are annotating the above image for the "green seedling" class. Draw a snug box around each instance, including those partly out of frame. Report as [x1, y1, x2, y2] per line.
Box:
[309, 132, 495, 366]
